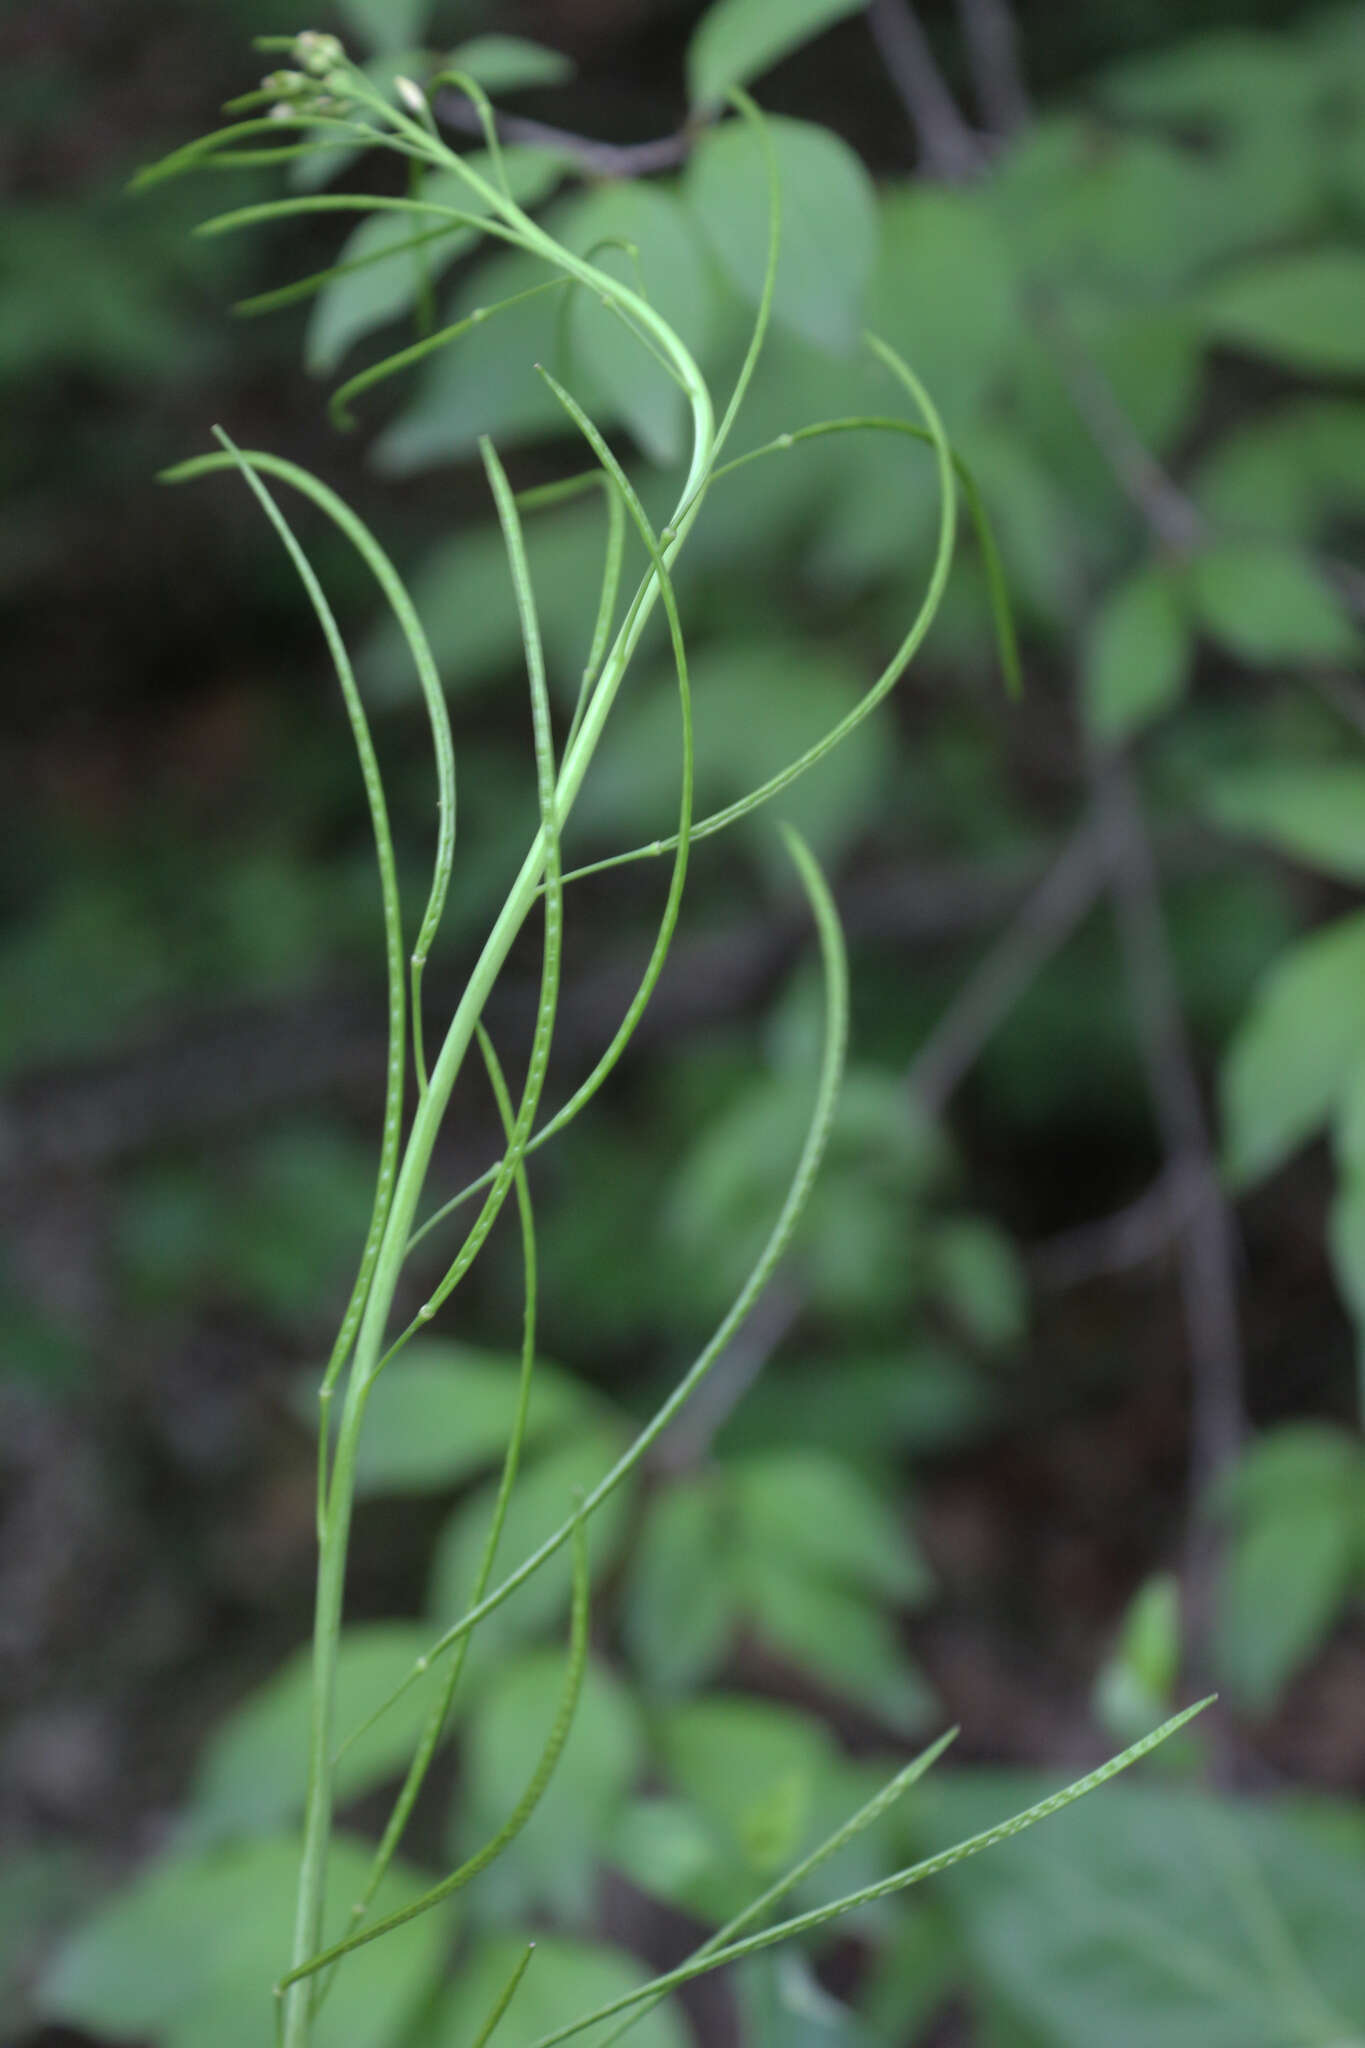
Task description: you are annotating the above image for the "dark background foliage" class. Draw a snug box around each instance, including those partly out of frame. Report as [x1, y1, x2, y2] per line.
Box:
[3, 2, 1364, 2044]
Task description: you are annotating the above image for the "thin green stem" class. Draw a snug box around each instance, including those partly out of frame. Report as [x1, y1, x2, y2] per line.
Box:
[280, 1516, 590, 1988]
[334, 826, 845, 1756]
[313, 1025, 541, 2001]
[159, 448, 456, 1445]
[470, 1945, 536, 2048]
[525, 1701, 1216, 2048]
[598, 1727, 959, 2047]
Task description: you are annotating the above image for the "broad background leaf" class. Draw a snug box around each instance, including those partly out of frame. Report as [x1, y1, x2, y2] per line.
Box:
[687, 0, 863, 107]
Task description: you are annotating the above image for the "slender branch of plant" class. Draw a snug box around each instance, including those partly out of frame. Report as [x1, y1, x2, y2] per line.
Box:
[138, 31, 1212, 2048]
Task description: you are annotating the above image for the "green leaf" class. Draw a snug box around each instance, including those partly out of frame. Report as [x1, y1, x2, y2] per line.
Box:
[554, 182, 713, 463]
[925, 1780, 1365, 2048]
[1193, 400, 1365, 544]
[738, 1555, 936, 1730]
[1093, 1574, 1181, 1743]
[307, 152, 567, 376]
[430, 1933, 688, 2048]
[580, 636, 890, 866]
[427, 1425, 635, 1669]
[38, 1832, 447, 2048]
[1221, 911, 1365, 1186]
[721, 1346, 991, 1461]
[625, 1475, 739, 1692]
[686, 116, 877, 354]
[1191, 541, 1356, 665]
[337, 0, 431, 56]
[346, 1342, 592, 1496]
[1100, 29, 1321, 133]
[608, 1797, 718, 1905]
[988, 123, 1242, 294]
[454, 1654, 644, 1922]
[1215, 1493, 1360, 1711]
[1329, 1167, 1365, 1344]
[447, 34, 575, 91]
[864, 185, 1015, 427]
[737, 1952, 871, 2046]
[0, 1846, 98, 2037]
[1202, 761, 1365, 883]
[857, 1902, 962, 2044]
[661, 1065, 925, 1323]
[926, 1217, 1028, 1350]
[375, 248, 570, 471]
[687, 0, 863, 108]
[1083, 567, 1191, 743]
[731, 1449, 932, 1605]
[1212, 1424, 1361, 1521]
[189, 1624, 444, 1839]
[1201, 249, 1365, 374]
[658, 1695, 834, 1884]
[360, 499, 653, 709]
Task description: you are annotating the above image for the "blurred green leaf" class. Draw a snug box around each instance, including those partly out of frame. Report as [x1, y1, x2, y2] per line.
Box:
[926, 1780, 1365, 2048]
[687, 0, 862, 107]
[1221, 911, 1365, 1186]
[375, 248, 570, 470]
[663, 1064, 938, 1321]
[1200, 250, 1365, 374]
[721, 1346, 991, 1461]
[989, 123, 1240, 293]
[360, 496, 655, 707]
[863, 185, 1014, 426]
[625, 1475, 739, 1693]
[731, 1449, 931, 1605]
[454, 1654, 644, 1922]
[38, 1832, 447, 2048]
[555, 181, 713, 463]
[1193, 400, 1365, 542]
[1202, 761, 1365, 882]
[686, 116, 878, 354]
[0, 1847, 98, 2038]
[926, 1217, 1028, 1351]
[737, 1952, 871, 2046]
[338, 0, 431, 55]
[1214, 1463, 1360, 1712]
[738, 1554, 935, 1730]
[428, 1932, 687, 2048]
[1084, 566, 1191, 743]
[189, 1624, 443, 1839]
[657, 1694, 834, 1897]
[347, 1342, 593, 1497]
[1191, 542, 1356, 665]
[307, 152, 567, 376]
[428, 1424, 635, 1669]
[578, 636, 891, 865]
[857, 1902, 962, 2043]
[447, 34, 575, 91]
[1093, 1574, 1181, 1743]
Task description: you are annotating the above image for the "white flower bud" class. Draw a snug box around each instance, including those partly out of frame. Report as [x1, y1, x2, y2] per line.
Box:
[394, 74, 427, 115]
[294, 31, 346, 77]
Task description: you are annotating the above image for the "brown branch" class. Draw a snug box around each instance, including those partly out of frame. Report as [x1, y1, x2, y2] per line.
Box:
[1031, 1163, 1197, 1289]
[434, 91, 694, 179]
[907, 809, 1110, 1117]
[866, 0, 988, 180]
[955, 0, 1031, 134]
[1028, 290, 1205, 556]
[1097, 759, 1245, 1489]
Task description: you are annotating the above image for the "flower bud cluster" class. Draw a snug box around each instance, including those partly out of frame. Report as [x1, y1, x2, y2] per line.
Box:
[261, 37, 351, 122]
[293, 32, 347, 76]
